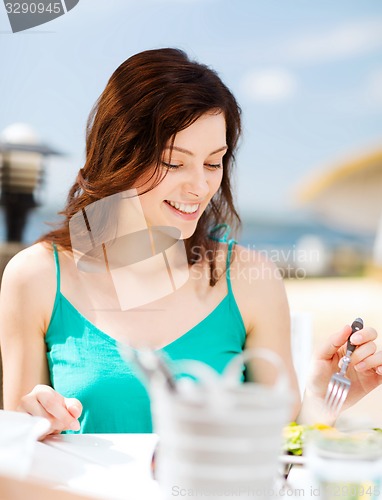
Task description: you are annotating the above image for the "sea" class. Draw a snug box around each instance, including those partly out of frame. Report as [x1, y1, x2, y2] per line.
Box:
[0, 206, 375, 277]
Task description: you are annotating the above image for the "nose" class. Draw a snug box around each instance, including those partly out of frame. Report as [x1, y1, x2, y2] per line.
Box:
[183, 166, 210, 199]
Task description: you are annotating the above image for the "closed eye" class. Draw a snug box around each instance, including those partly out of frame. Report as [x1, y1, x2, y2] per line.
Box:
[162, 161, 181, 170]
[205, 163, 222, 169]
[162, 161, 222, 170]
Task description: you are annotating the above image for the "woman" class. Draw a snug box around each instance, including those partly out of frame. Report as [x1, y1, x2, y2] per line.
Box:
[0, 48, 381, 435]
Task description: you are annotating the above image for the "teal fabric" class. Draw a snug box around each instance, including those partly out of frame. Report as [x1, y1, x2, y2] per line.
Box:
[45, 239, 246, 433]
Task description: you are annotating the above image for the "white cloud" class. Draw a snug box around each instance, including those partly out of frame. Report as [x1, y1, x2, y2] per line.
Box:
[240, 68, 297, 103]
[284, 19, 382, 64]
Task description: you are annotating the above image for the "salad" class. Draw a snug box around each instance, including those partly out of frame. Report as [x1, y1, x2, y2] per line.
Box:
[283, 423, 382, 456]
[283, 422, 336, 456]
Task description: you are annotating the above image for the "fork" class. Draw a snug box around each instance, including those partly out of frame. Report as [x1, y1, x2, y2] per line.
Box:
[324, 317, 364, 418]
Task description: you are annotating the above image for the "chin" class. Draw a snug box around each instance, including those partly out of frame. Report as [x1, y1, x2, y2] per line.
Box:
[179, 229, 196, 240]
[178, 223, 198, 240]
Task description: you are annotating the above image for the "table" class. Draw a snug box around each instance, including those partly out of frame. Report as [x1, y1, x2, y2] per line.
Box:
[28, 434, 161, 500]
[23, 434, 314, 500]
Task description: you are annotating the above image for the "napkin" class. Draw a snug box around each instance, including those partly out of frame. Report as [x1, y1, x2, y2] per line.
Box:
[0, 410, 50, 479]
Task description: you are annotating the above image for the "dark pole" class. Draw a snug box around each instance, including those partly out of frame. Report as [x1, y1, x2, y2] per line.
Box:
[3, 193, 36, 242]
[0, 152, 39, 243]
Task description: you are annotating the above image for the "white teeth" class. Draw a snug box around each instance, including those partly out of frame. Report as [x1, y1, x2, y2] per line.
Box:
[167, 200, 199, 214]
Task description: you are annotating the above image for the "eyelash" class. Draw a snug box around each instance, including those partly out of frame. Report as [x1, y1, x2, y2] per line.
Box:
[161, 161, 222, 170]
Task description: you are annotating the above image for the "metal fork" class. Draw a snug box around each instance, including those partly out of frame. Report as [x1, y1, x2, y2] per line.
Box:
[324, 317, 364, 418]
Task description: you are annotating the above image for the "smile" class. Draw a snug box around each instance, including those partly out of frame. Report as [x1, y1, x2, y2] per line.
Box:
[165, 200, 199, 214]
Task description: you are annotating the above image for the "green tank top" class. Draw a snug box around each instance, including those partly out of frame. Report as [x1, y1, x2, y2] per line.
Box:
[45, 233, 246, 434]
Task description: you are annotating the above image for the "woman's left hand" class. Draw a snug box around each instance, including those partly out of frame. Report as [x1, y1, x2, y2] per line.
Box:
[307, 324, 382, 411]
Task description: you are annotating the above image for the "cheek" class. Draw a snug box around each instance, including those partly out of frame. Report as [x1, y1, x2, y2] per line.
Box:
[137, 192, 156, 216]
[138, 185, 168, 217]
[210, 170, 224, 196]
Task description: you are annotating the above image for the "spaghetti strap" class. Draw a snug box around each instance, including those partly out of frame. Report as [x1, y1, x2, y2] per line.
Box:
[208, 223, 232, 243]
[46, 242, 62, 332]
[52, 242, 61, 294]
[225, 238, 236, 294]
[208, 224, 237, 294]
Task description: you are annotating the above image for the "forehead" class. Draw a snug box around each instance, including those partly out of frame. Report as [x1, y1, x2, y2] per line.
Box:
[169, 113, 226, 153]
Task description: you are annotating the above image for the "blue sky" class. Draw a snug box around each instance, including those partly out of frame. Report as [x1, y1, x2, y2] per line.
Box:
[1, 0, 381, 219]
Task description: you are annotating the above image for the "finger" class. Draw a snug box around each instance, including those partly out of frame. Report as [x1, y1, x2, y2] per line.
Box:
[33, 386, 80, 431]
[19, 396, 64, 435]
[350, 341, 377, 366]
[65, 398, 83, 419]
[20, 395, 56, 422]
[354, 350, 382, 373]
[349, 326, 378, 346]
[316, 325, 352, 360]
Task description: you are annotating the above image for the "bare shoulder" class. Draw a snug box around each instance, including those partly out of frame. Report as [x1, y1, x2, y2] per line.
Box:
[229, 244, 289, 334]
[2, 242, 55, 287]
[1, 242, 57, 324]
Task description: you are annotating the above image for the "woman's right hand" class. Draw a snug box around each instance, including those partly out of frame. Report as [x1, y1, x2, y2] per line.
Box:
[18, 385, 83, 436]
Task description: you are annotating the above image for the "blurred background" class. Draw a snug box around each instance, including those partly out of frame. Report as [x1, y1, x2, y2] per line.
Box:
[0, 0, 382, 420]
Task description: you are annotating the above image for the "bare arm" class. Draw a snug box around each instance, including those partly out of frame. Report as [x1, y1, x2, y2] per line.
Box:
[231, 246, 382, 425]
[231, 246, 301, 418]
[0, 245, 82, 434]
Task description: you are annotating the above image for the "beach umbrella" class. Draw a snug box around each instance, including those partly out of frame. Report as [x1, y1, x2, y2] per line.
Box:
[294, 144, 382, 264]
[295, 145, 382, 235]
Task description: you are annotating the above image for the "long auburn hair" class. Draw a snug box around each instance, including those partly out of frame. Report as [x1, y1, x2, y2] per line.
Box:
[39, 48, 242, 285]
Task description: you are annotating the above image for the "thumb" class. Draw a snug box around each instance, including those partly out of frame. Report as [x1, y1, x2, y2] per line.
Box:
[64, 398, 83, 419]
[317, 324, 352, 361]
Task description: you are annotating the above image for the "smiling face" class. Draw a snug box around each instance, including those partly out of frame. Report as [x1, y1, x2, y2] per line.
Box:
[137, 112, 227, 239]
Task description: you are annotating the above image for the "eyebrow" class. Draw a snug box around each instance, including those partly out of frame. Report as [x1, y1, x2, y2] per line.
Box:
[164, 145, 228, 156]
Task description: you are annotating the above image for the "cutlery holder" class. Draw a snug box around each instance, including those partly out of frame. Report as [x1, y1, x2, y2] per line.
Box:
[152, 348, 293, 499]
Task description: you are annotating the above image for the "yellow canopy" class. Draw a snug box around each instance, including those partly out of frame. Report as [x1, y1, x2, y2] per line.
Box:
[295, 145, 382, 234]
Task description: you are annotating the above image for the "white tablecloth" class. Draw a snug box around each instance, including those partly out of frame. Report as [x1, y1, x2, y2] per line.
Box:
[25, 434, 314, 499]
[29, 434, 161, 500]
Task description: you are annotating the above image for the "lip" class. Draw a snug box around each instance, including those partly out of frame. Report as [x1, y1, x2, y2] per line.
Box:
[166, 199, 203, 205]
[164, 200, 201, 221]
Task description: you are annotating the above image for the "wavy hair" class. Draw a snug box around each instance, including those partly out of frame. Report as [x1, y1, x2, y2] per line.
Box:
[39, 48, 242, 285]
